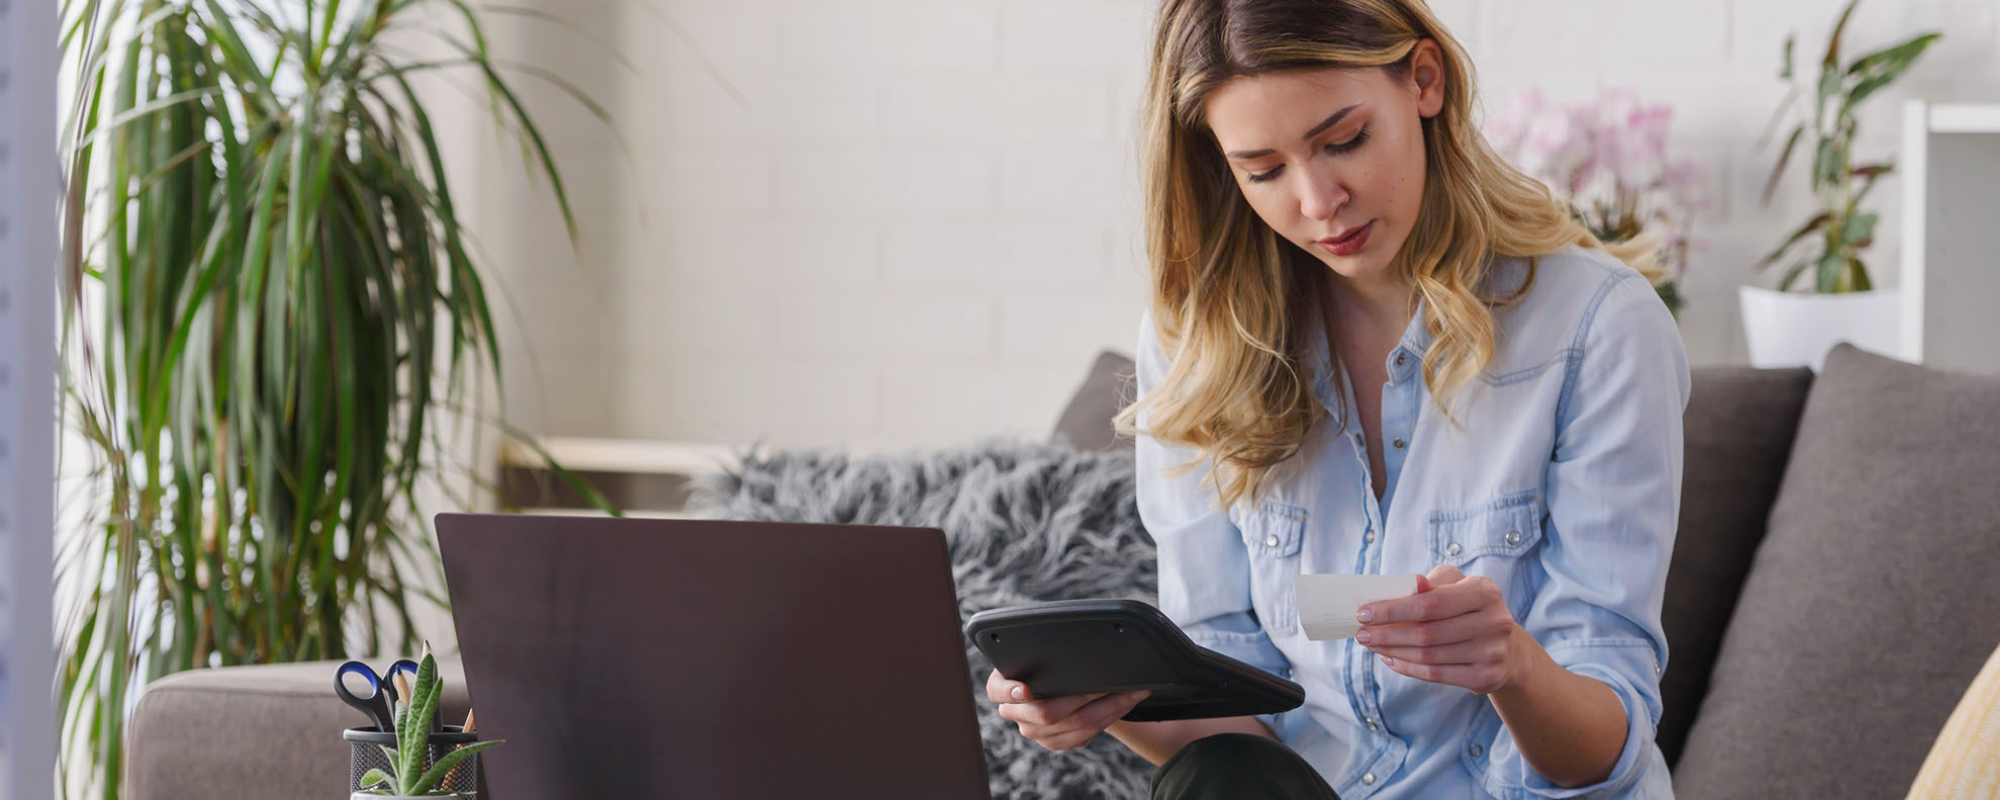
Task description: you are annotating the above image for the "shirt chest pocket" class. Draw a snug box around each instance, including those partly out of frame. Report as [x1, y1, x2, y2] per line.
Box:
[1426, 491, 1544, 621]
[1230, 500, 1306, 635]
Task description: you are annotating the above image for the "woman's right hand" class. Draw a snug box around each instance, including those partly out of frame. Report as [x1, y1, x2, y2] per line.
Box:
[986, 668, 1151, 751]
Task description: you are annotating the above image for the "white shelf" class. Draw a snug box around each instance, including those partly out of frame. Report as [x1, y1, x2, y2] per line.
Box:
[501, 437, 747, 475]
[502, 436, 899, 475]
[1928, 104, 2000, 134]
[1902, 100, 2000, 371]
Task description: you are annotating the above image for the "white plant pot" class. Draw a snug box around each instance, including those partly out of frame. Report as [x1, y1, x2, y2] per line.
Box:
[1739, 285, 1902, 371]
[352, 794, 465, 800]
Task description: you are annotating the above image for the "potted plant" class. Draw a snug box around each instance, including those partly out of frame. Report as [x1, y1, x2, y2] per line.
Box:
[354, 649, 502, 800]
[1742, 0, 1940, 369]
[1485, 88, 1707, 318]
[54, 1, 612, 796]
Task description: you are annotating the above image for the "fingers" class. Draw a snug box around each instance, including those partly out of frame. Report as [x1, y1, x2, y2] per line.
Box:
[1425, 564, 1466, 587]
[997, 691, 1107, 728]
[1012, 691, 1152, 751]
[1358, 603, 1510, 649]
[1364, 636, 1508, 666]
[986, 669, 1030, 704]
[1359, 574, 1497, 625]
[1377, 655, 1509, 695]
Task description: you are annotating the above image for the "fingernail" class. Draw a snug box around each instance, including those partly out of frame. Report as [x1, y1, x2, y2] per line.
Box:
[1355, 629, 1372, 645]
[1355, 607, 1374, 623]
[1011, 685, 1025, 701]
[1380, 655, 1396, 666]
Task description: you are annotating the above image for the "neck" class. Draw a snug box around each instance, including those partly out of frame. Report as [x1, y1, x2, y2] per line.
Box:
[1324, 270, 1414, 332]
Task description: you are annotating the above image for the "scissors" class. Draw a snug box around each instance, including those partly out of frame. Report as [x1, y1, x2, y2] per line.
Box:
[334, 659, 420, 732]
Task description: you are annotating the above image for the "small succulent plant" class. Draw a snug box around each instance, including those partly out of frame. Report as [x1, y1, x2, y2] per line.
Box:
[358, 647, 503, 797]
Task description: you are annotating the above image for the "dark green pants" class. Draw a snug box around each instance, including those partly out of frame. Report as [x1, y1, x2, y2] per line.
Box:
[1150, 733, 1345, 800]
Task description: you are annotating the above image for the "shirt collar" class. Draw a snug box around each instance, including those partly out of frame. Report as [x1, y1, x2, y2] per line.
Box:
[1304, 278, 1434, 407]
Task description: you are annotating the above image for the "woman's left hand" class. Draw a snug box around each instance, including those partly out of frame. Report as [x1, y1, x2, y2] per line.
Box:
[1354, 565, 1533, 695]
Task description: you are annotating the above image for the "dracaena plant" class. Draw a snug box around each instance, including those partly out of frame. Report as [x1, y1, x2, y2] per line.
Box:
[1757, 0, 1940, 293]
[55, 0, 613, 797]
[361, 649, 502, 798]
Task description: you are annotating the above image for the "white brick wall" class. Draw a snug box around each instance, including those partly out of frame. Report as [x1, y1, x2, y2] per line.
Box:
[467, 0, 2000, 450]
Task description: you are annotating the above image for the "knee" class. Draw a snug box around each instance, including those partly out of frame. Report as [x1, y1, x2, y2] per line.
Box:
[1152, 733, 1329, 799]
[1166, 733, 1291, 772]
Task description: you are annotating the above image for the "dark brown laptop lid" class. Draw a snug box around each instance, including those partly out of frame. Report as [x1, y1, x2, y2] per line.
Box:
[436, 513, 993, 800]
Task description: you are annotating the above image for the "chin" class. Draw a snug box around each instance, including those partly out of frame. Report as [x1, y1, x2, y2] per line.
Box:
[1310, 250, 1396, 283]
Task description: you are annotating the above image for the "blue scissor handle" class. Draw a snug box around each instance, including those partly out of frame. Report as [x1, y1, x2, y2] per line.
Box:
[334, 660, 395, 732]
[383, 659, 421, 703]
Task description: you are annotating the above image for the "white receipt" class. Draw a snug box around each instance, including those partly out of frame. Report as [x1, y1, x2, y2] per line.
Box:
[1295, 573, 1420, 641]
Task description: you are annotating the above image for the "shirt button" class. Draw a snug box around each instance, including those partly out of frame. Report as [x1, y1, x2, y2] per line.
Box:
[1394, 353, 1407, 367]
[1366, 718, 1379, 731]
[1505, 530, 1522, 545]
[1361, 773, 1377, 786]
[1266, 534, 1280, 547]
[1445, 542, 1462, 556]
[1469, 742, 1485, 758]
[1364, 529, 1377, 543]
[1391, 437, 1406, 450]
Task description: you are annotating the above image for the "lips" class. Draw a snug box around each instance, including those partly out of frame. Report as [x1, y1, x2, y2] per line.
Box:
[1317, 221, 1373, 257]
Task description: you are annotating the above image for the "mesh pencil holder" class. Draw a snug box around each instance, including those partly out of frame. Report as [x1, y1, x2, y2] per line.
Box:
[343, 725, 481, 797]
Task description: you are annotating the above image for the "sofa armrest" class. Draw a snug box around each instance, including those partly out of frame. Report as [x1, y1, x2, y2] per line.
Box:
[126, 658, 472, 800]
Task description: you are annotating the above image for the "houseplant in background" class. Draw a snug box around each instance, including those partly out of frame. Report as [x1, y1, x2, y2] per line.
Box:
[1485, 87, 1706, 318]
[1742, 0, 1939, 369]
[55, 0, 609, 797]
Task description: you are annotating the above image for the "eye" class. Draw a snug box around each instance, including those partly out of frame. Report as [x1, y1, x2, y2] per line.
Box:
[1324, 124, 1371, 155]
[1247, 165, 1285, 184]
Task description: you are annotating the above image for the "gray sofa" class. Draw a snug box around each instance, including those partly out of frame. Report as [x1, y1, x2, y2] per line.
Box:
[126, 343, 2000, 800]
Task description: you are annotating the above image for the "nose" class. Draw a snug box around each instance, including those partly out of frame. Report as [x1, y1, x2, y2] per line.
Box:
[1296, 168, 1349, 223]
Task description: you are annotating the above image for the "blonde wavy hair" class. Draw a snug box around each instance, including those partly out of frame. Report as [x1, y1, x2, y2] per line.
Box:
[1112, 0, 1664, 511]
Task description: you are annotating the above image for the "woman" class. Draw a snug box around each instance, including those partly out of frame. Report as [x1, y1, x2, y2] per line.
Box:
[984, 1, 1687, 799]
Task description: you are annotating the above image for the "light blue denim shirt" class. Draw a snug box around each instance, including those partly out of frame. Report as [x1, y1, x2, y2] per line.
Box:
[1135, 246, 1689, 800]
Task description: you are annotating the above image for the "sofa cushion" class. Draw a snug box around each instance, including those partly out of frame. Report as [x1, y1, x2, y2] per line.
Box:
[1656, 366, 1814, 767]
[127, 658, 474, 800]
[1050, 350, 1137, 452]
[1673, 344, 2000, 800]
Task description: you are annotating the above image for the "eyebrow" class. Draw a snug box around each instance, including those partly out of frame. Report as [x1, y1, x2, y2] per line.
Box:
[1224, 103, 1364, 160]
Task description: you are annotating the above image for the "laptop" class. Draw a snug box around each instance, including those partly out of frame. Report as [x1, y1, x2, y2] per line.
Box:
[435, 512, 994, 800]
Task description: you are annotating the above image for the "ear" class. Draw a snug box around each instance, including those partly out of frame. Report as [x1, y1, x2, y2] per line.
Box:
[1408, 38, 1447, 119]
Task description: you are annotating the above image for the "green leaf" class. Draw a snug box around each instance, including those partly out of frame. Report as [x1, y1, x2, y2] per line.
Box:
[1763, 125, 1805, 205]
[1816, 65, 1842, 127]
[360, 768, 393, 789]
[1842, 212, 1878, 246]
[1812, 136, 1842, 192]
[1777, 257, 1813, 292]
[1843, 33, 1941, 114]
[55, 0, 607, 793]
[400, 653, 440, 790]
[1851, 162, 1892, 208]
[1816, 251, 1847, 293]
[1824, 0, 1859, 69]
[1780, 32, 1795, 80]
[1758, 213, 1832, 271]
[410, 739, 507, 795]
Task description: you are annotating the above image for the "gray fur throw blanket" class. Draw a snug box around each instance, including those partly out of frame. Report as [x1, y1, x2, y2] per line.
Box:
[684, 437, 1158, 800]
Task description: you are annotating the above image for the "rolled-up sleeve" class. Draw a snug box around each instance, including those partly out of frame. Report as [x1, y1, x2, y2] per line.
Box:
[1133, 310, 1294, 731]
[1483, 273, 1690, 800]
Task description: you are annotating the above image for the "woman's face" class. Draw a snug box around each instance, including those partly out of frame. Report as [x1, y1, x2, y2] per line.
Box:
[1202, 41, 1446, 288]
